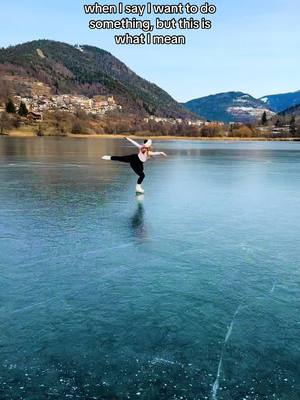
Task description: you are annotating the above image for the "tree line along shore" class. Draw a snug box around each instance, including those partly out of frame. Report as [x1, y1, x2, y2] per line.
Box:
[1, 97, 299, 140]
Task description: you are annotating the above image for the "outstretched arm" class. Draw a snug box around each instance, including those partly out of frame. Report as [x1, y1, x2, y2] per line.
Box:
[125, 137, 141, 149]
[148, 151, 167, 157]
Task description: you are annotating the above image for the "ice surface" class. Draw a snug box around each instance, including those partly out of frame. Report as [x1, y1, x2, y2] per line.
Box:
[0, 137, 300, 399]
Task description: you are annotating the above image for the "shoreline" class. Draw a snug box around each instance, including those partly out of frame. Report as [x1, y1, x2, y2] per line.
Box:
[69, 134, 299, 142]
[2, 130, 299, 142]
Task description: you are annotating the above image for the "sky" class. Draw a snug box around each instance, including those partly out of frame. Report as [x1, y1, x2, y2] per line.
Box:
[1, 0, 300, 102]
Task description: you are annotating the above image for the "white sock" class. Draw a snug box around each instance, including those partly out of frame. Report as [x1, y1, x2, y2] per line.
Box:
[102, 155, 111, 160]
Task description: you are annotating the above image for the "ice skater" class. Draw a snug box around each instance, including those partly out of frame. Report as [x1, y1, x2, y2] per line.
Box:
[102, 137, 167, 193]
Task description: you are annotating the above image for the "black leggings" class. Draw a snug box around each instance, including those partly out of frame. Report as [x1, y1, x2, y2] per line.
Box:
[111, 154, 145, 184]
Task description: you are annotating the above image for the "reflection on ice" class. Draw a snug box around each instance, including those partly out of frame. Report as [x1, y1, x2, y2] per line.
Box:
[130, 195, 147, 240]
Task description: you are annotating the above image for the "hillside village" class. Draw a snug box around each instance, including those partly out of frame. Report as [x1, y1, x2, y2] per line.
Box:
[14, 94, 122, 118]
[0, 93, 206, 127]
[1, 93, 207, 127]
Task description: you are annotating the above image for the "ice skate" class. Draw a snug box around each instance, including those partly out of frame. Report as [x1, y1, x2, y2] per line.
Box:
[136, 184, 144, 194]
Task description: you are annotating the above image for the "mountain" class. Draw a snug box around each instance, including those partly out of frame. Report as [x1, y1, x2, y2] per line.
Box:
[0, 40, 194, 119]
[184, 91, 275, 123]
[260, 90, 300, 113]
[278, 104, 300, 117]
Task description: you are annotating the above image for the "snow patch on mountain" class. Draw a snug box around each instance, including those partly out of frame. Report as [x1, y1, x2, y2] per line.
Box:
[227, 106, 275, 119]
[226, 94, 275, 120]
[260, 97, 269, 103]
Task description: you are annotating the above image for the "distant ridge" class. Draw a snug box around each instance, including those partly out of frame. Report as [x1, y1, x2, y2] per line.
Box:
[0, 39, 195, 119]
[278, 104, 300, 117]
[260, 90, 300, 113]
[184, 91, 274, 123]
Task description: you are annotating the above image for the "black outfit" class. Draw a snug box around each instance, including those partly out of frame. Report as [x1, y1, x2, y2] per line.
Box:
[111, 154, 145, 184]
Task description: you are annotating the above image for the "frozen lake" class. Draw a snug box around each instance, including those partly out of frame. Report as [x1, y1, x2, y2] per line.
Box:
[0, 137, 300, 399]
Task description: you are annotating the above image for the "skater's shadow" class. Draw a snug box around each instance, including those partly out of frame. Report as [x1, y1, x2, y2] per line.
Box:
[130, 195, 147, 241]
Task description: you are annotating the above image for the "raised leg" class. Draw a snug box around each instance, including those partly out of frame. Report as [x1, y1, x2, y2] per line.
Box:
[111, 155, 135, 163]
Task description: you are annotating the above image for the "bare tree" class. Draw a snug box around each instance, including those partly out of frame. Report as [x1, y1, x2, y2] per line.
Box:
[0, 112, 11, 135]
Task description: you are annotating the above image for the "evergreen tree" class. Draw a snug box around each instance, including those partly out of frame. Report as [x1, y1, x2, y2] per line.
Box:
[18, 101, 28, 117]
[289, 116, 296, 135]
[261, 111, 267, 126]
[6, 98, 16, 114]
